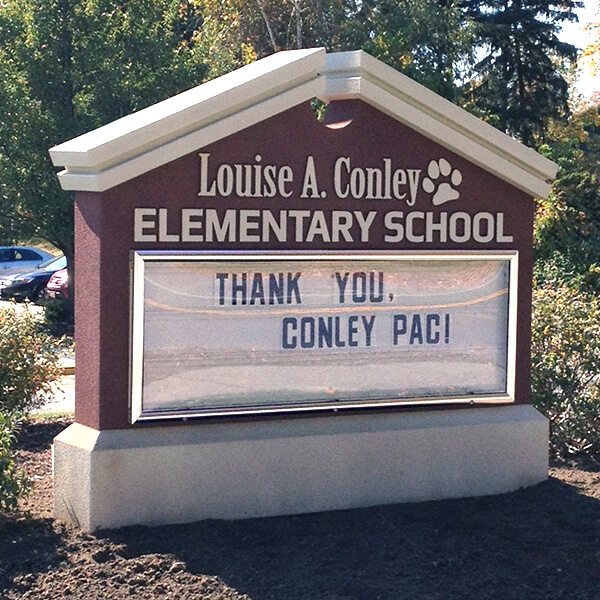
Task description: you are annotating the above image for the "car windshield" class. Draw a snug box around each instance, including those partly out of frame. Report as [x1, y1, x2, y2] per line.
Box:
[40, 255, 66, 271]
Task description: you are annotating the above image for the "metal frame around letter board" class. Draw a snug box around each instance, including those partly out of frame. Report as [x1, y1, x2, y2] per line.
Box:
[129, 250, 519, 423]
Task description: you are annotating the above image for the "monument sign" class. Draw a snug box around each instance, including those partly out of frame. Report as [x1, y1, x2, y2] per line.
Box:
[50, 49, 554, 531]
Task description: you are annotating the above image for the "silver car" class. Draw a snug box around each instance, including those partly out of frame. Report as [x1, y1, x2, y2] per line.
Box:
[0, 246, 55, 276]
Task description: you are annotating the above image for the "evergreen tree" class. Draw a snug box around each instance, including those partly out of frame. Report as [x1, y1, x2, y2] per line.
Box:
[341, 0, 476, 101]
[462, 0, 580, 146]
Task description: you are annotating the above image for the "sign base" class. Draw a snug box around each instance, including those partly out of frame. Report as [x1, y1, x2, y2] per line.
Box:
[53, 405, 548, 532]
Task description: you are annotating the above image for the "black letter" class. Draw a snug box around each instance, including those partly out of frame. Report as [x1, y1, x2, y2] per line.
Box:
[282, 318, 297, 349]
[352, 272, 367, 303]
[300, 317, 315, 348]
[318, 317, 333, 348]
[369, 272, 384, 303]
[215, 273, 228, 305]
[269, 273, 284, 304]
[287, 272, 302, 304]
[335, 272, 349, 303]
[393, 314, 407, 345]
[426, 314, 440, 344]
[410, 315, 423, 345]
[250, 273, 265, 305]
[231, 273, 247, 305]
[348, 315, 359, 347]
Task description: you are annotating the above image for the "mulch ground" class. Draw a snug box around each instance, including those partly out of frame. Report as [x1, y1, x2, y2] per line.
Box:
[1, 418, 600, 600]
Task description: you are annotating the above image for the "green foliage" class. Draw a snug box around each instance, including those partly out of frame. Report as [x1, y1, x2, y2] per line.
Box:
[0, 305, 61, 512]
[248, 0, 348, 53]
[189, 0, 350, 76]
[531, 285, 600, 455]
[534, 106, 600, 290]
[0, 305, 62, 415]
[344, 0, 476, 101]
[43, 299, 73, 336]
[462, 0, 579, 146]
[531, 104, 600, 456]
[0, 0, 211, 276]
[0, 0, 581, 276]
[0, 412, 30, 512]
[0, 0, 216, 323]
[191, 1, 476, 100]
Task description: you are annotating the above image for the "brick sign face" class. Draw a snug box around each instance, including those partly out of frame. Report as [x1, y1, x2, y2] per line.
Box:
[75, 100, 533, 428]
[127, 101, 531, 252]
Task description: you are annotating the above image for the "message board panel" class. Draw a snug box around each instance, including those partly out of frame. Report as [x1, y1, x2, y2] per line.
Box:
[131, 252, 517, 421]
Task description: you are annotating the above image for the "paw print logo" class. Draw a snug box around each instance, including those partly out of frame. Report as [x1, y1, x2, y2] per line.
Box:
[422, 158, 463, 206]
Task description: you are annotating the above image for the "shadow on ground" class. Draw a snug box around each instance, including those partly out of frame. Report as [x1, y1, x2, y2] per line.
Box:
[3, 419, 600, 599]
[101, 476, 600, 600]
[0, 518, 68, 593]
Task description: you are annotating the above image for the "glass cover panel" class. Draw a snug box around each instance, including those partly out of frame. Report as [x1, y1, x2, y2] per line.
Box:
[138, 257, 510, 414]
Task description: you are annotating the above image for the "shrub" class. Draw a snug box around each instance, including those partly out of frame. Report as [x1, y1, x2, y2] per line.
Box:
[43, 298, 73, 336]
[0, 304, 63, 415]
[531, 285, 600, 455]
[0, 412, 29, 512]
[0, 304, 62, 512]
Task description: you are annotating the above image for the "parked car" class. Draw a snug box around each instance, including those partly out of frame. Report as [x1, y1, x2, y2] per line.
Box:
[0, 246, 54, 275]
[46, 267, 69, 300]
[0, 255, 66, 302]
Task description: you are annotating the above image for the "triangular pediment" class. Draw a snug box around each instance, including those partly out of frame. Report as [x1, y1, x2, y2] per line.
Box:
[50, 49, 556, 198]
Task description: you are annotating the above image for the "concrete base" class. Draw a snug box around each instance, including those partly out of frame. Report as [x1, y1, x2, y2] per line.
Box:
[53, 405, 548, 531]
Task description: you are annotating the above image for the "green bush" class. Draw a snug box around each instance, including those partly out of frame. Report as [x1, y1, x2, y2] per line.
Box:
[532, 285, 600, 455]
[0, 304, 63, 415]
[0, 412, 29, 512]
[0, 304, 62, 512]
[43, 298, 73, 336]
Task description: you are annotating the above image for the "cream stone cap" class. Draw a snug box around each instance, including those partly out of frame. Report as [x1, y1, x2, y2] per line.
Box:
[50, 48, 557, 198]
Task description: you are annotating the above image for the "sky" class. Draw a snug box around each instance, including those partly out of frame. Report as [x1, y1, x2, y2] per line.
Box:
[558, 0, 599, 98]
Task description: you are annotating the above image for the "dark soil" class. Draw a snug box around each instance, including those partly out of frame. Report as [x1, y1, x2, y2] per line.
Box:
[2, 418, 600, 600]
